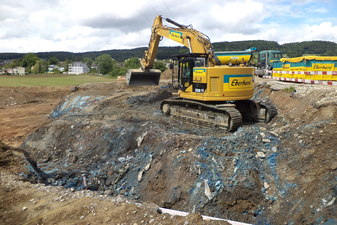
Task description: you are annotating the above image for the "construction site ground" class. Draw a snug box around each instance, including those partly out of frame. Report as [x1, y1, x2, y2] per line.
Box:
[0, 73, 336, 225]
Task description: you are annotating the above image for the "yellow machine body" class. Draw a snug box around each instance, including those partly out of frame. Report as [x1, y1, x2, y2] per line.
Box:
[178, 66, 254, 101]
[130, 16, 277, 131]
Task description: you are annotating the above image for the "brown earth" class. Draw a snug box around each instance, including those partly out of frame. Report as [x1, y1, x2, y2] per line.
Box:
[0, 79, 230, 225]
[0, 86, 72, 147]
[0, 76, 337, 224]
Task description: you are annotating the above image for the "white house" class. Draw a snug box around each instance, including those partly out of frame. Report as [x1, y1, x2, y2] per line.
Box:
[68, 62, 89, 75]
[48, 65, 59, 72]
[12, 67, 25, 75]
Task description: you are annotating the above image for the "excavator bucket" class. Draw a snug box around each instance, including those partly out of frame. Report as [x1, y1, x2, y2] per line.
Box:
[126, 69, 161, 86]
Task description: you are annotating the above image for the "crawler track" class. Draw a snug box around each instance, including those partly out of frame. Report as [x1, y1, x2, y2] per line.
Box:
[259, 101, 278, 123]
[160, 98, 242, 131]
[161, 98, 278, 131]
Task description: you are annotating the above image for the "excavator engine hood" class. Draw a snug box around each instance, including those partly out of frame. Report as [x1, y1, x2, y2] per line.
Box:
[126, 69, 161, 86]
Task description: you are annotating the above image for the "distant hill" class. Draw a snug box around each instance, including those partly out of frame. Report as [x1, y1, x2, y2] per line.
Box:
[1, 40, 336, 62]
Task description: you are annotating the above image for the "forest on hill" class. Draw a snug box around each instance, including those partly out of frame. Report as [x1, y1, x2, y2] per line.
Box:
[0, 40, 336, 62]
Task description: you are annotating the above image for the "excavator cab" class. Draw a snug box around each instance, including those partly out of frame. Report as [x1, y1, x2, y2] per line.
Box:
[126, 69, 161, 86]
[178, 58, 194, 91]
[174, 53, 208, 92]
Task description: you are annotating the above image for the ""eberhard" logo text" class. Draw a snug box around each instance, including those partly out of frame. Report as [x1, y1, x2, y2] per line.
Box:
[313, 65, 333, 70]
[231, 79, 251, 86]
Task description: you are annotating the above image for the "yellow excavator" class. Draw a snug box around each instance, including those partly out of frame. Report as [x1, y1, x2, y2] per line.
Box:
[127, 16, 276, 131]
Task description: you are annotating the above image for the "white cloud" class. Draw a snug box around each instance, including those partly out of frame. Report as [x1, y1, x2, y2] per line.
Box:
[304, 22, 337, 40]
[0, 0, 336, 53]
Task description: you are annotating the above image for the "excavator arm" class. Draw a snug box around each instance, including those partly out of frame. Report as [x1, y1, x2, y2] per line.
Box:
[142, 16, 217, 70]
[127, 15, 219, 86]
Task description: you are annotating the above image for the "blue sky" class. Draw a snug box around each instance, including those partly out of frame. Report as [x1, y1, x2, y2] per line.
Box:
[0, 0, 336, 53]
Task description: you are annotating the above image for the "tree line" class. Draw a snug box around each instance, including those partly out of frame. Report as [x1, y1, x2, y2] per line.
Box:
[0, 52, 168, 77]
[1, 40, 336, 64]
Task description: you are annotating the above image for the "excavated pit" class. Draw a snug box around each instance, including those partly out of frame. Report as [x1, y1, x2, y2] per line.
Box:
[7, 79, 337, 224]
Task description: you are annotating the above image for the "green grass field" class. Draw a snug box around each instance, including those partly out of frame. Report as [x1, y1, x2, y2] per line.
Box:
[0, 74, 116, 87]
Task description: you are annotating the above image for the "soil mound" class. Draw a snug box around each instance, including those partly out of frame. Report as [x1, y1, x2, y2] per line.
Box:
[2, 78, 337, 224]
[0, 140, 24, 167]
[160, 67, 178, 80]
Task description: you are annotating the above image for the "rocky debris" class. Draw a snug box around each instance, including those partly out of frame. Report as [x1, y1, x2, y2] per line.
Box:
[71, 85, 79, 92]
[1, 168, 232, 224]
[2, 79, 337, 224]
[137, 132, 147, 147]
[256, 152, 266, 158]
[0, 141, 25, 167]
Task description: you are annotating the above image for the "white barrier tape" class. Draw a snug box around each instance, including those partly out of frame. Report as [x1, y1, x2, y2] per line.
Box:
[159, 207, 252, 225]
[264, 76, 337, 85]
[271, 70, 337, 75]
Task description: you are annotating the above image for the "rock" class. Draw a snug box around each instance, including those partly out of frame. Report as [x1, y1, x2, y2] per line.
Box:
[71, 85, 79, 92]
[272, 146, 278, 152]
[149, 219, 155, 223]
[264, 182, 270, 189]
[80, 216, 84, 220]
[136, 132, 147, 147]
[22, 206, 27, 211]
[118, 157, 126, 162]
[327, 197, 335, 207]
[263, 139, 271, 143]
[257, 152, 266, 158]
[270, 131, 279, 137]
[204, 179, 214, 200]
[144, 163, 151, 171]
[138, 169, 144, 182]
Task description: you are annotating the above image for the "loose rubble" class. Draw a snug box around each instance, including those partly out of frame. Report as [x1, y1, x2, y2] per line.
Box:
[1, 77, 337, 224]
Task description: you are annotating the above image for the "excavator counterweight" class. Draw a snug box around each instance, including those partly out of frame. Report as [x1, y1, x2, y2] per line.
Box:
[126, 69, 161, 86]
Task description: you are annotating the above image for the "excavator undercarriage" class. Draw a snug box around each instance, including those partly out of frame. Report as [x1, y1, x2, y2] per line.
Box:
[160, 98, 277, 131]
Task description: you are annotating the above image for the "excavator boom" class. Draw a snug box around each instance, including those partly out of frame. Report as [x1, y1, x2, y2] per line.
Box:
[127, 15, 217, 86]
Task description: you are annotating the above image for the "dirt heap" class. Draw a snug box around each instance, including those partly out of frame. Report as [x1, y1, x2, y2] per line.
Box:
[161, 67, 178, 80]
[1, 78, 337, 224]
[0, 140, 24, 168]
